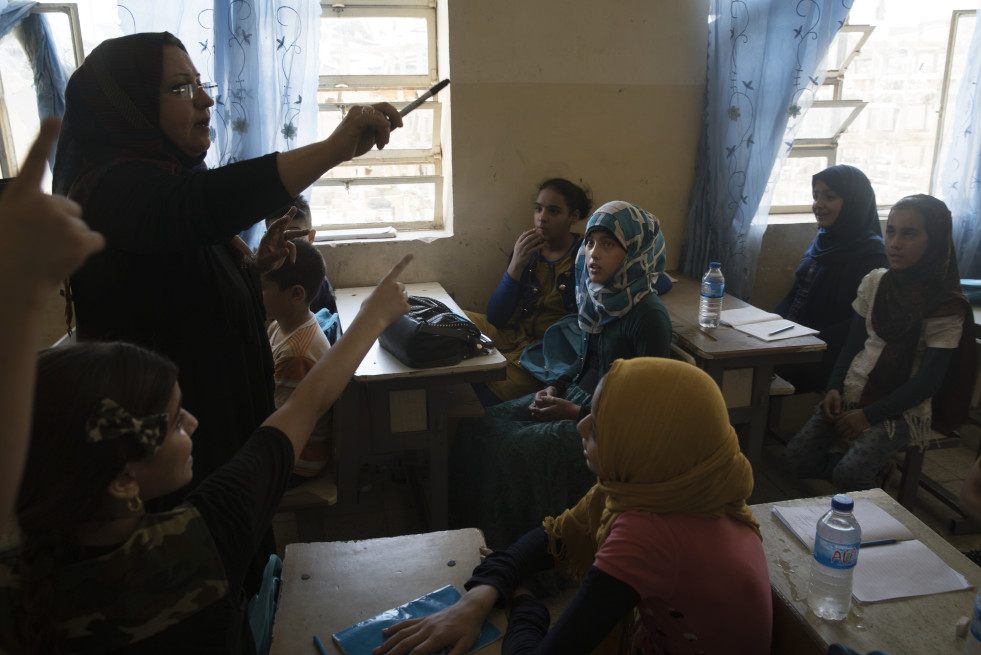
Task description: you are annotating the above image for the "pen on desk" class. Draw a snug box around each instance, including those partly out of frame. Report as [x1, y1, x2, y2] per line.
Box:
[313, 634, 329, 655]
[767, 324, 795, 336]
[399, 79, 450, 119]
[860, 538, 896, 548]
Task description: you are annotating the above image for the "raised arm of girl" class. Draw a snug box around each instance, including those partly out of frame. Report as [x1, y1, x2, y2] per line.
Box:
[263, 253, 412, 457]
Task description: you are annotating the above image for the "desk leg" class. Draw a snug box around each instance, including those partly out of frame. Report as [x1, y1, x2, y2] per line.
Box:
[428, 385, 449, 530]
[700, 362, 769, 473]
[335, 382, 366, 509]
[746, 364, 775, 473]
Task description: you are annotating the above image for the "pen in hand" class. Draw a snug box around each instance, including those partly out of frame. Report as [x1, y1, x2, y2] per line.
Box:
[399, 79, 450, 119]
[768, 324, 795, 336]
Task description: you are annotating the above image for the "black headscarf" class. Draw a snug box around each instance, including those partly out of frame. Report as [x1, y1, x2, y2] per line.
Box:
[776, 165, 888, 332]
[53, 32, 206, 202]
[862, 195, 976, 433]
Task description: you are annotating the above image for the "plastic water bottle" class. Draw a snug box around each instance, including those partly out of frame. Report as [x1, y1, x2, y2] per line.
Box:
[698, 262, 725, 328]
[966, 589, 981, 654]
[807, 494, 861, 621]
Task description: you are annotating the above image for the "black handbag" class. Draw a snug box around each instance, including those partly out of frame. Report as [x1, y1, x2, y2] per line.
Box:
[379, 296, 494, 368]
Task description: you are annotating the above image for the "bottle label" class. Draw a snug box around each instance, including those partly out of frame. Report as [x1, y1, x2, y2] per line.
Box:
[813, 534, 858, 569]
[700, 282, 724, 298]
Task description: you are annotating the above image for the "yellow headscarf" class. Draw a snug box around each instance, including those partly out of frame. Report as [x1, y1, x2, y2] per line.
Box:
[542, 357, 760, 653]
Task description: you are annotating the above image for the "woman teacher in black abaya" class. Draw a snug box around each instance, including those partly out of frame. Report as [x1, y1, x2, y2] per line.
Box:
[54, 32, 401, 512]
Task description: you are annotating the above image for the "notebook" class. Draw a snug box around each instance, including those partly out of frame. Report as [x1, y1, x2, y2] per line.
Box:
[772, 501, 971, 603]
[332, 585, 502, 654]
[719, 307, 818, 342]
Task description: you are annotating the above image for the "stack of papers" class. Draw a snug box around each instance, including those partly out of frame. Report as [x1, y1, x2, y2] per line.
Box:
[772, 501, 971, 603]
[720, 307, 819, 342]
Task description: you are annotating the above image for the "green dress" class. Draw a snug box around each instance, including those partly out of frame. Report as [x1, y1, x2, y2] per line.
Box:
[449, 294, 672, 548]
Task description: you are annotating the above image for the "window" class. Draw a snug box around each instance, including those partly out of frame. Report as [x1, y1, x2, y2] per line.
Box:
[313, 0, 446, 234]
[770, 2, 977, 212]
[0, 3, 84, 186]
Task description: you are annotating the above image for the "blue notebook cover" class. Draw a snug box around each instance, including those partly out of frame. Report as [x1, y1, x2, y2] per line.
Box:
[331, 584, 501, 655]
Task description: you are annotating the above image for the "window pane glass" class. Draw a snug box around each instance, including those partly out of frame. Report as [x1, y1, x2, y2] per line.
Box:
[826, 29, 866, 71]
[795, 105, 858, 140]
[835, 0, 968, 203]
[317, 107, 434, 149]
[311, 183, 435, 225]
[320, 17, 428, 76]
[0, 37, 42, 181]
[318, 89, 423, 104]
[323, 163, 437, 179]
[770, 156, 830, 208]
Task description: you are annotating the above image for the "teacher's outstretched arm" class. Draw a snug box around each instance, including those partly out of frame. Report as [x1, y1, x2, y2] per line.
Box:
[275, 102, 403, 198]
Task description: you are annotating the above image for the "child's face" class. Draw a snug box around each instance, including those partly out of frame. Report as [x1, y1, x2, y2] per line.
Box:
[534, 187, 579, 243]
[885, 208, 929, 271]
[261, 276, 292, 322]
[577, 378, 606, 479]
[812, 179, 843, 229]
[584, 228, 627, 285]
[130, 383, 197, 500]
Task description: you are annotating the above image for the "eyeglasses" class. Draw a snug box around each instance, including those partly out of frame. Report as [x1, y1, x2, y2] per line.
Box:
[160, 82, 218, 101]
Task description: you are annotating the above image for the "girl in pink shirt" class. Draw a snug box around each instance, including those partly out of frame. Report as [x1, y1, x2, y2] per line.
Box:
[377, 357, 772, 655]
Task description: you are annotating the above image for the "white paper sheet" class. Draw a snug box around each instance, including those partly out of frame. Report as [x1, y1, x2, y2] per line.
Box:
[772, 500, 915, 551]
[852, 540, 971, 603]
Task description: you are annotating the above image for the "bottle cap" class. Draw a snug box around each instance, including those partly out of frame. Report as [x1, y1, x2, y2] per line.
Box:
[831, 494, 854, 512]
[710, 261, 721, 268]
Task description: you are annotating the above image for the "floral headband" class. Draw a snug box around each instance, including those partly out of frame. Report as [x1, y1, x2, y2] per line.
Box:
[85, 398, 169, 456]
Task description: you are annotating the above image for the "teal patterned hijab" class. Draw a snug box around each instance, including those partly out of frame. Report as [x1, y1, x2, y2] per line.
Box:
[575, 201, 665, 333]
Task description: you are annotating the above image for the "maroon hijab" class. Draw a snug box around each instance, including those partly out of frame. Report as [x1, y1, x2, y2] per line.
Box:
[861, 195, 976, 433]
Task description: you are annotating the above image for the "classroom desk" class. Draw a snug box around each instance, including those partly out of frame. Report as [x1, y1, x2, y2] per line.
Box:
[659, 273, 826, 470]
[269, 529, 507, 655]
[751, 488, 981, 655]
[333, 282, 507, 529]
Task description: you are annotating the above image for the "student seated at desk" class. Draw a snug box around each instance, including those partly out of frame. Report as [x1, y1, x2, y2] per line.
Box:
[378, 358, 771, 655]
[781, 195, 975, 491]
[0, 256, 411, 654]
[466, 180, 673, 406]
[449, 201, 672, 549]
[775, 165, 888, 393]
[465, 178, 594, 404]
[263, 196, 340, 327]
[262, 237, 334, 487]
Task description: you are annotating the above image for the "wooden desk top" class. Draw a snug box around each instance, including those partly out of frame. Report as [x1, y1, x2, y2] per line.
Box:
[270, 529, 506, 655]
[751, 489, 981, 655]
[334, 282, 507, 381]
[661, 273, 826, 359]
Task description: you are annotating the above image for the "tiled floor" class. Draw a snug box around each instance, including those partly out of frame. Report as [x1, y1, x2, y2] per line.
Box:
[274, 393, 981, 560]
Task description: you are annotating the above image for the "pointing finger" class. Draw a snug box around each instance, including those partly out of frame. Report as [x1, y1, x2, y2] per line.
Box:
[11, 116, 60, 192]
[382, 253, 414, 282]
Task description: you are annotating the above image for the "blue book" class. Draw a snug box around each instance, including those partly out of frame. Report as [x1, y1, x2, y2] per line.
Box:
[331, 585, 501, 655]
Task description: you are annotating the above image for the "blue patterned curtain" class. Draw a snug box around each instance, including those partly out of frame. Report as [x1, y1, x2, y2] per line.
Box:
[681, 0, 852, 299]
[937, 6, 981, 278]
[117, 0, 320, 247]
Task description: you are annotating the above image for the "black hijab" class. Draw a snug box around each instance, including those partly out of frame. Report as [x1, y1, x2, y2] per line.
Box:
[776, 165, 888, 331]
[53, 32, 206, 202]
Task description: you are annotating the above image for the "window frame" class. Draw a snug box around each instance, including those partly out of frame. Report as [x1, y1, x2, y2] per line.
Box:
[0, 3, 83, 179]
[315, 0, 445, 233]
[769, 21, 873, 214]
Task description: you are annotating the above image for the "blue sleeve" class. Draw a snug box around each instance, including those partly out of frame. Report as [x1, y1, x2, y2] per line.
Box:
[653, 274, 672, 295]
[487, 270, 524, 328]
[862, 347, 956, 425]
